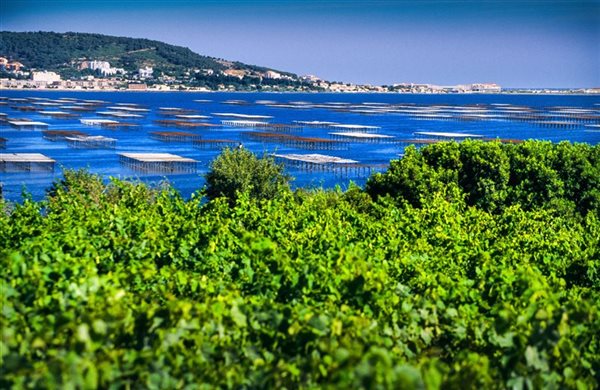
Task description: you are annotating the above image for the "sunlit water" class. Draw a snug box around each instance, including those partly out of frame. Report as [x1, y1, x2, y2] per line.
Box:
[1, 90, 599, 202]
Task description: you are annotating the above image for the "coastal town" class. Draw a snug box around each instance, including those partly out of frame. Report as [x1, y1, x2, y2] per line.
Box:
[2, 55, 598, 94]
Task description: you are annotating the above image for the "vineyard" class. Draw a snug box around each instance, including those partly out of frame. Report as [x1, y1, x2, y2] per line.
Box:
[1, 140, 599, 388]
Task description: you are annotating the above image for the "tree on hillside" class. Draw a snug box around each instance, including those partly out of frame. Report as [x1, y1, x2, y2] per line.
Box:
[204, 147, 290, 205]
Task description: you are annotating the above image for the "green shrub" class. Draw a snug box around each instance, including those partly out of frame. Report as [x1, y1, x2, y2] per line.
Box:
[366, 140, 600, 216]
[204, 147, 290, 205]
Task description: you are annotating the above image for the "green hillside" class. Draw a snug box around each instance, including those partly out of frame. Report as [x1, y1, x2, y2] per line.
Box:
[0, 31, 300, 86]
[0, 31, 222, 70]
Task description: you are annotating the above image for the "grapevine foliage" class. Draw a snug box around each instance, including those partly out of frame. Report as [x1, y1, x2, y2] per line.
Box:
[1, 141, 599, 389]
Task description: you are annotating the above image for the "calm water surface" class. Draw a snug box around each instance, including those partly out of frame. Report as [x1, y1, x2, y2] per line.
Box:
[1, 90, 599, 201]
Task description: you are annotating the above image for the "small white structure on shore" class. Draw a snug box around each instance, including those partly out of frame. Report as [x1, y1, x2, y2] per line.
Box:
[471, 83, 502, 93]
[31, 71, 61, 82]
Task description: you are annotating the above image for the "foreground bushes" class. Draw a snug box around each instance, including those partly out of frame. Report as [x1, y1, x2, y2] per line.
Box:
[1, 141, 599, 388]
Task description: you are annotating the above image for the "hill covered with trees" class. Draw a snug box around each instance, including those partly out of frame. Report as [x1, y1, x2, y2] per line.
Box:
[0, 31, 223, 71]
[1, 141, 599, 388]
[0, 31, 311, 90]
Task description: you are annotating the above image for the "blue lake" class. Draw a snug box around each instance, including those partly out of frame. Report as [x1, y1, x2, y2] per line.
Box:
[1, 90, 599, 202]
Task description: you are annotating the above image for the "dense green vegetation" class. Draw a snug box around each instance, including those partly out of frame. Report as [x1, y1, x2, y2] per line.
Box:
[205, 147, 290, 206]
[0, 31, 309, 90]
[1, 141, 599, 388]
[366, 140, 600, 216]
[0, 31, 222, 72]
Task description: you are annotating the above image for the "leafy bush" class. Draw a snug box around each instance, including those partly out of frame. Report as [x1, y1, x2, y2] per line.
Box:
[46, 169, 106, 200]
[204, 147, 290, 205]
[366, 140, 600, 215]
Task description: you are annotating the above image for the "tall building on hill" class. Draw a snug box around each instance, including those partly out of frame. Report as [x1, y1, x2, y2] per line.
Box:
[88, 60, 111, 72]
[139, 66, 153, 79]
[264, 70, 282, 79]
[80, 60, 124, 76]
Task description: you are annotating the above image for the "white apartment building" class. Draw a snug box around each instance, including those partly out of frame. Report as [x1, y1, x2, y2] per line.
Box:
[80, 60, 124, 76]
[139, 66, 153, 79]
[263, 70, 282, 79]
[88, 60, 111, 72]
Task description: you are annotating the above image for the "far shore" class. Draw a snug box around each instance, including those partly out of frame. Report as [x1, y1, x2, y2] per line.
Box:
[1, 86, 598, 96]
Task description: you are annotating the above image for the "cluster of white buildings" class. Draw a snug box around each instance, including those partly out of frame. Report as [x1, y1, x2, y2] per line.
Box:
[79, 60, 126, 76]
[4, 54, 594, 94]
[390, 83, 502, 94]
[262, 70, 295, 81]
[1, 77, 120, 90]
[78, 60, 157, 80]
[220, 68, 295, 81]
[1, 56, 153, 82]
[470, 83, 502, 93]
[300, 74, 322, 83]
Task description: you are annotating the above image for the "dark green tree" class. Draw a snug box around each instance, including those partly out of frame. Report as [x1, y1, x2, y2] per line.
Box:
[365, 145, 453, 207]
[204, 147, 290, 205]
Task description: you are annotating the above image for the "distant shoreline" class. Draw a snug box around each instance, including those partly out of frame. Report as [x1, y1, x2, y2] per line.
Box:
[1, 86, 598, 96]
